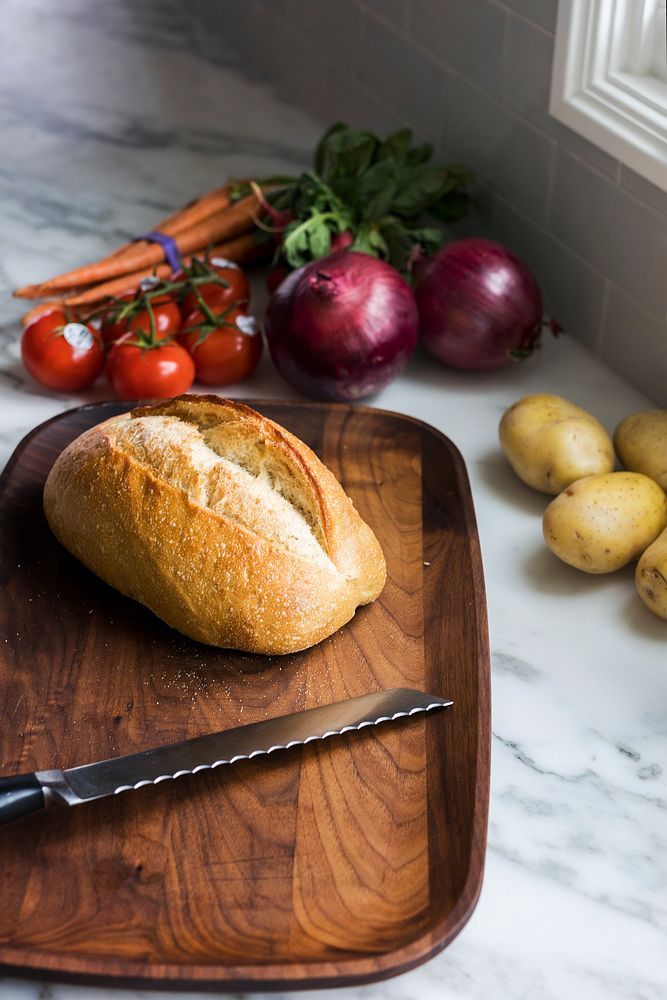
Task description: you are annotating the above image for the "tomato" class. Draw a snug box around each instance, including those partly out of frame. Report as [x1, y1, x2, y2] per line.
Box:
[21, 310, 104, 392]
[101, 292, 181, 345]
[100, 292, 134, 345]
[180, 306, 262, 386]
[179, 257, 250, 317]
[21, 302, 69, 329]
[106, 339, 195, 399]
[130, 297, 181, 339]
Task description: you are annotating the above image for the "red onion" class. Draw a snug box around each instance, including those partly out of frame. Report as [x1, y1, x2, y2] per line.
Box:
[266, 251, 418, 401]
[414, 238, 544, 370]
[266, 233, 354, 295]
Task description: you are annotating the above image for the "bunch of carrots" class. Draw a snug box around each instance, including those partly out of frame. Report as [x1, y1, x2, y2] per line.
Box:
[14, 182, 272, 324]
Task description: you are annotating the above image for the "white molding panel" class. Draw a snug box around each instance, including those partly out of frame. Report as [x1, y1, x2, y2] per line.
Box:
[550, 0, 667, 191]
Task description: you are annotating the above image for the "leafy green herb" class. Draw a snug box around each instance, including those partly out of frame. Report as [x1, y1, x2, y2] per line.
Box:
[256, 123, 471, 274]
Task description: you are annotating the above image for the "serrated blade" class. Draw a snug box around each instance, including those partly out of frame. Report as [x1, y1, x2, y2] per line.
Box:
[36, 688, 451, 807]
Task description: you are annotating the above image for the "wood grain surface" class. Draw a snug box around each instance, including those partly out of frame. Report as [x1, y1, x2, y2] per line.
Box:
[0, 400, 490, 990]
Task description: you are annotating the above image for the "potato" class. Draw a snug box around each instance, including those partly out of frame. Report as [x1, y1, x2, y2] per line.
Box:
[614, 410, 667, 491]
[499, 394, 614, 494]
[636, 528, 667, 619]
[543, 472, 667, 574]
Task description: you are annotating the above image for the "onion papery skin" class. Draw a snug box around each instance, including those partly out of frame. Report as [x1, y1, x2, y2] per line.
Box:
[265, 251, 419, 401]
[414, 238, 543, 371]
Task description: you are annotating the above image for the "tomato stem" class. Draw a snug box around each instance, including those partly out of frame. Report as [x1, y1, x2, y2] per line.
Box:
[146, 297, 157, 344]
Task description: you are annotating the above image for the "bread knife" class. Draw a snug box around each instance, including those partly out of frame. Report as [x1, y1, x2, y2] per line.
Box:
[0, 688, 451, 824]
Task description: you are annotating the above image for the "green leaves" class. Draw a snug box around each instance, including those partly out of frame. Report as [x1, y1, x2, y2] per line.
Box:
[351, 224, 389, 259]
[264, 123, 471, 274]
[280, 174, 354, 269]
[379, 127, 412, 163]
[356, 159, 399, 220]
[392, 164, 449, 217]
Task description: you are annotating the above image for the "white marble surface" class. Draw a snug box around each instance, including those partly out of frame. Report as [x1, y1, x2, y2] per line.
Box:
[1, 2, 665, 998]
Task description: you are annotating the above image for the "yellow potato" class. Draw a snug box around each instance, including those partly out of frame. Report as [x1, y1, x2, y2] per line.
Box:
[543, 472, 667, 574]
[499, 394, 614, 494]
[614, 410, 667, 491]
[636, 528, 667, 619]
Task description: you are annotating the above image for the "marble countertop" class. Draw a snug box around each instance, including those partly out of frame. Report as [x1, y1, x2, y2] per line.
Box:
[1, 2, 665, 998]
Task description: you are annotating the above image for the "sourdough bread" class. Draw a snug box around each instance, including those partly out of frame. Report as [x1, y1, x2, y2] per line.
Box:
[43, 395, 386, 654]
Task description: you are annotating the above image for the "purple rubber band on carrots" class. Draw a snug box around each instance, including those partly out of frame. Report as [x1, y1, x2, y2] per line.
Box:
[134, 231, 182, 272]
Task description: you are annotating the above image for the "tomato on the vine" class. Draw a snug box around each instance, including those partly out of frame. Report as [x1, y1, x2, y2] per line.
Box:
[21, 302, 68, 329]
[21, 310, 104, 392]
[178, 256, 250, 317]
[106, 338, 195, 399]
[100, 292, 134, 345]
[179, 305, 262, 386]
[101, 290, 181, 346]
[130, 297, 181, 340]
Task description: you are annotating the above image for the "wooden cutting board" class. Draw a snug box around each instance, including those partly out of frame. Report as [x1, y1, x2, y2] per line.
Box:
[0, 400, 490, 990]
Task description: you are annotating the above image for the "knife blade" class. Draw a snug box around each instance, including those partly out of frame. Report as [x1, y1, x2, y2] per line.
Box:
[0, 687, 451, 824]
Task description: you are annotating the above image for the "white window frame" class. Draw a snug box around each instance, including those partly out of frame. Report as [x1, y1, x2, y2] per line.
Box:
[550, 0, 667, 192]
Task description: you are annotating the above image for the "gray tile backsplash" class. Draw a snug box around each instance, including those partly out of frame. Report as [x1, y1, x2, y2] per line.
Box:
[364, 0, 407, 31]
[620, 166, 667, 219]
[447, 75, 553, 224]
[500, 0, 558, 33]
[193, 0, 666, 404]
[549, 149, 667, 319]
[493, 198, 608, 355]
[503, 15, 620, 179]
[360, 11, 449, 140]
[604, 286, 667, 408]
[409, 0, 506, 97]
[292, 0, 362, 80]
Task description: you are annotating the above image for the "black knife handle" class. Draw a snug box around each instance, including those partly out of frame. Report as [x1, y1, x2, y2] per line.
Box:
[0, 773, 45, 824]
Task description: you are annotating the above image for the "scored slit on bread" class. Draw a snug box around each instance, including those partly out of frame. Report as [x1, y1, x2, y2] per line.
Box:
[117, 414, 331, 567]
[43, 395, 387, 654]
[134, 395, 328, 545]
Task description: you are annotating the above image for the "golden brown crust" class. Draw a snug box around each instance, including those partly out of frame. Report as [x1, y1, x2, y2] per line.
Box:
[43, 395, 386, 654]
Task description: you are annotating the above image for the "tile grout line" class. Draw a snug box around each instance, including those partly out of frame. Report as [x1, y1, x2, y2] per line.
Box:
[486, 0, 557, 37]
[544, 140, 557, 227]
[439, 63, 453, 151]
[500, 5, 511, 106]
[595, 280, 612, 358]
[617, 168, 667, 221]
[269, 1, 444, 135]
[354, 0, 408, 38]
[355, 3, 366, 88]
[494, 193, 617, 289]
[556, 143, 667, 218]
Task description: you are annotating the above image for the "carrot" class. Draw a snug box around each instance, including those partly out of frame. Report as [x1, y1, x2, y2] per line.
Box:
[188, 229, 272, 273]
[15, 194, 261, 298]
[61, 265, 173, 307]
[157, 185, 232, 237]
[203, 231, 273, 268]
[109, 185, 233, 259]
[61, 232, 271, 308]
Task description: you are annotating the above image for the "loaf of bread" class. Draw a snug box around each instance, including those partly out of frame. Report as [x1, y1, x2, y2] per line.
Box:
[43, 394, 386, 654]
